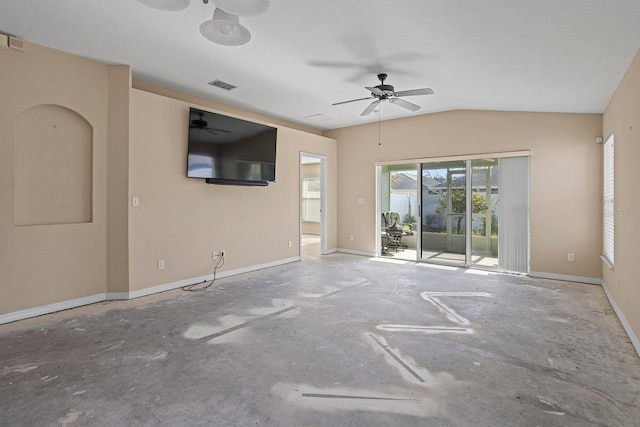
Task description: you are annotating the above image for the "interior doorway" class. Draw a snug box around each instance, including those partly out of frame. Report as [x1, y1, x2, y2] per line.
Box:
[300, 153, 327, 259]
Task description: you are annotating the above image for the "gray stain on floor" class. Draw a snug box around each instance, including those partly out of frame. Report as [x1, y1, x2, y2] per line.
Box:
[1, 252, 639, 426]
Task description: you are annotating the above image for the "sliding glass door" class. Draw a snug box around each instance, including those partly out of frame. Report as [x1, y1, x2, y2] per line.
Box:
[418, 156, 528, 273]
[420, 161, 467, 266]
[470, 159, 499, 268]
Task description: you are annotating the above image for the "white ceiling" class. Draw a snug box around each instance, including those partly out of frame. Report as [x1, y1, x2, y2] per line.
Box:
[1, 0, 640, 131]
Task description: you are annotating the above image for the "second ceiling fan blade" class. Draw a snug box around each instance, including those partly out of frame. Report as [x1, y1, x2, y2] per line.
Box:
[394, 88, 434, 97]
[361, 100, 381, 116]
[389, 98, 421, 111]
[206, 127, 230, 134]
[332, 96, 374, 106]
[366, 86, 385, 96]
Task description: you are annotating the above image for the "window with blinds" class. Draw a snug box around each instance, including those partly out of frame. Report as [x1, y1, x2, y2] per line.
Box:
[302, 177, 321, 221]
[603, 135, 614, 267]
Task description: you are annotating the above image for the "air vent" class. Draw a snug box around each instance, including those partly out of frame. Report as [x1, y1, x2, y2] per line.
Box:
[9, 36, 24, 52]
[208, 79, 237, 91]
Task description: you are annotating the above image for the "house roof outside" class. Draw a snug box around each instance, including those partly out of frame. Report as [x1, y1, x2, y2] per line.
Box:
[391, 173, 442, 192]
[392, 171, 498, 192]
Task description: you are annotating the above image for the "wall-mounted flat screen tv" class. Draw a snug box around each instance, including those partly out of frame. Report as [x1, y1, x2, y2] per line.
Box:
[187, 107, 277, 186]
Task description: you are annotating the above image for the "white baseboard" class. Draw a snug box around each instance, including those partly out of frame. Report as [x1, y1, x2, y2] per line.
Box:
[601, 281, 640, 357]
[1, 257, 301, 324]
[337, 248, 376, 257]
[0, 293, 106, 325]
[106, 291, 132, 300]
[529, 271, 602, 285]
[110, 256, 301, 300]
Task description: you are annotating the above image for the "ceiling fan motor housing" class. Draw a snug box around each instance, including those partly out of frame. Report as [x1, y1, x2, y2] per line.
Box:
[376, 84, 395, 97]
[192, 119, 207, 128]
[375, 73, 394, 97]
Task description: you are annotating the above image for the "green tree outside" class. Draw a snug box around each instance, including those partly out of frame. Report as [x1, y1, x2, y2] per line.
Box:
[436, 188, 488, 234]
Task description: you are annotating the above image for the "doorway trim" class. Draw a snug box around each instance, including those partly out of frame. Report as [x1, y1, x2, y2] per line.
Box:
[300, 152, 328, 256]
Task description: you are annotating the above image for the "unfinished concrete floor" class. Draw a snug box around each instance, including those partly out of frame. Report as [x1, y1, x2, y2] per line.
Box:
[1, 247, 640, 426]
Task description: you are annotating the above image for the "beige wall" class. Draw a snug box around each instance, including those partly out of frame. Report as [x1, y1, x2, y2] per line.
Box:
[107, 66, 132, 294]
[0, 42, 115, 313]
[127, 90, 337, 291]
[325, 110, 603, 279]
[602, 49, 640, 343]
[0, 42, 337, 318]
[133, 81, 322, 137]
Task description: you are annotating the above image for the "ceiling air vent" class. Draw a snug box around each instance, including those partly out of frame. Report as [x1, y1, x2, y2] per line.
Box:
[208, 79, 237, 91]
[9, 36, 24, 52]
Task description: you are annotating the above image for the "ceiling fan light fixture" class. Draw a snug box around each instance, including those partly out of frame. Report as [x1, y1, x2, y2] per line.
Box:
[200, 8, 251, 46]
[211, 0, 270, 16]
[137, 0, 191, 11]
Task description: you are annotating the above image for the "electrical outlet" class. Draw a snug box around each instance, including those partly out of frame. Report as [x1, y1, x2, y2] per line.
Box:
[157, 259, 165, 270]
[349, 234, 354, 241]
[288, 240, 292, 248]
[220, 250, 225, 258]
[567, 253, 575, 262]
[212, 251, 218, 260]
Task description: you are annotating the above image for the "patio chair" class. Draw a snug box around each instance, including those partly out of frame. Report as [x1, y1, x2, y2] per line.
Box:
[382, 211, 409, 253]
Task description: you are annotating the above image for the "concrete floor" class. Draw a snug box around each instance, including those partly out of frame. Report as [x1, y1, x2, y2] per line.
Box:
[1, 242, 640, 426]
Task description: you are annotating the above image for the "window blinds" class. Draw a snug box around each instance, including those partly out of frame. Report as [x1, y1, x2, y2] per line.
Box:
[603, 135, 614, 266]
[498, 156, 530, 274]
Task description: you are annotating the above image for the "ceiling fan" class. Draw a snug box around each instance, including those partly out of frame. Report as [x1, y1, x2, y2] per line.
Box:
[333, 73, 434, 116]
[189, 112, 230, 135]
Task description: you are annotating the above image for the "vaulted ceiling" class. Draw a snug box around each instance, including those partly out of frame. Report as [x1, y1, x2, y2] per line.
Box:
[1, 0, 639, 130]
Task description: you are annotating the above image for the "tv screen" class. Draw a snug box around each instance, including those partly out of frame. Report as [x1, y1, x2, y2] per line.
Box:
[187, 107, 277, 186]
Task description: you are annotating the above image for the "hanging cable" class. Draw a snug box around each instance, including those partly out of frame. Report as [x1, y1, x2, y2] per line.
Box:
[378, 103, 382, 146]
[182, 253, 225, 292]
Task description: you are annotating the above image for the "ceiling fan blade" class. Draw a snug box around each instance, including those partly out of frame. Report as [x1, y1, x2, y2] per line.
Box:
[366, 86, 385, 97]
[360, 100, 381, 116]
[389, 98, 420, 112]
[332, 96, 374, 106]
[307, 60, 361, 68]
[394, 88, 434, 97]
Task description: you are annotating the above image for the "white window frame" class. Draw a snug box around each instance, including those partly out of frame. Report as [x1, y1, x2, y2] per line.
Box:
[602, 134, 614, 268]
[302, 176, 321, 222]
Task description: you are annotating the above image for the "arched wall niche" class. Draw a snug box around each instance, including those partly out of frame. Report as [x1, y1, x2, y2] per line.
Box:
[14, 104, 93, 226]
